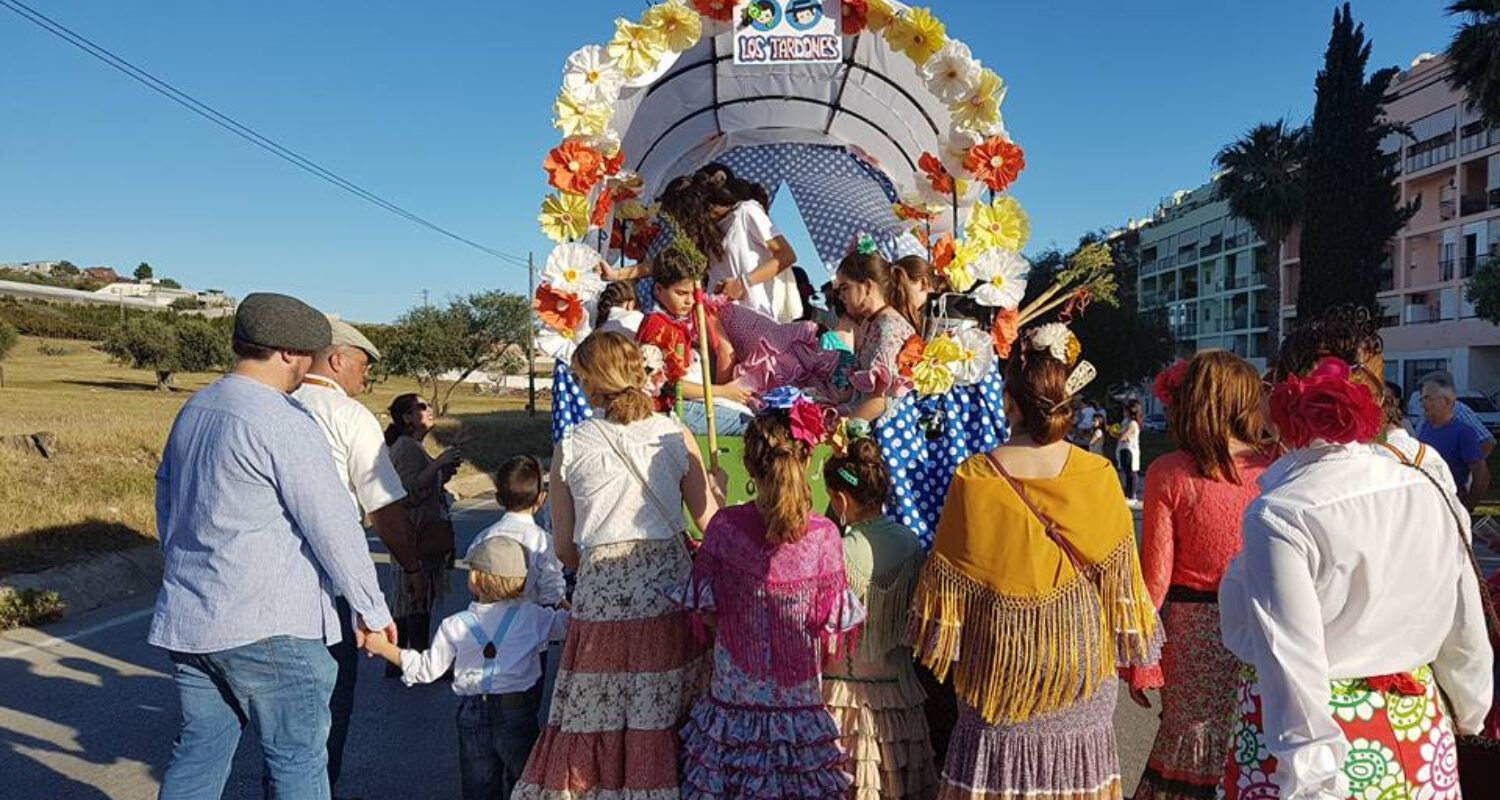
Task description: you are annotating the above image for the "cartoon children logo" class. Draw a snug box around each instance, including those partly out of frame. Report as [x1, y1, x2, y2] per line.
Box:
[739, 0, 780, 32]
[784, 0, 823, 31]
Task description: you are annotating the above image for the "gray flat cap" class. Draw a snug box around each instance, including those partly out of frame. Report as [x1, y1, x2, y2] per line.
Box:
[234, 292, 331, 353]
[328, 318, 382, 362]
[468, 536, 528, 579]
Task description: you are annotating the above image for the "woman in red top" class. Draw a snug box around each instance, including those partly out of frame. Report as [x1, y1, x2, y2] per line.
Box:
[1130, 350, 1275, 800]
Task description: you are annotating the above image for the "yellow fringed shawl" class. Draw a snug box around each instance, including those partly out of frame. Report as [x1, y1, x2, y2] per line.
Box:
[909, 448, 1158, 726]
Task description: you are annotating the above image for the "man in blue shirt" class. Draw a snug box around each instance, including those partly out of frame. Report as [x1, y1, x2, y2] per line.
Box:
[1419, 378, 1493, 510]
[150, 293, 394, 800]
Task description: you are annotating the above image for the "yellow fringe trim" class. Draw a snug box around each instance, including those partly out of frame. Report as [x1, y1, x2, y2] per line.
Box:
[909, 537, 1157, 726]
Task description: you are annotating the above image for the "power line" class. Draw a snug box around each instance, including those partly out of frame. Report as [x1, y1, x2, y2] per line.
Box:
[0, 0, 532, 270]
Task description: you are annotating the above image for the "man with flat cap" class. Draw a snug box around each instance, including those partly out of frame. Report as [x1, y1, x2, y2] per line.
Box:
[292, 318, 421, 798]
[151, 293, 394, 800]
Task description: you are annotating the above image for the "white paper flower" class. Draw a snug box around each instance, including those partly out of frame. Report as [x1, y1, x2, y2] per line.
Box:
[968, 248, 1029, 309]
[640, 343, 665, 375]
[1028, 323, 1073, 364]
[543, 243, 606, 301]
[538, 322, 589, 365]
[900, 188, 947, 216]
[940, 127, 982, 176]
[584, 128, 622, 158]
[562, 45, 625, 107]
[920, 40, 980, 105]
[951, 327, 995, 386]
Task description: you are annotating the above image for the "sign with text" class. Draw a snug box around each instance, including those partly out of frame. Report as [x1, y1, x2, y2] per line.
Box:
[733, 0, 842, 65]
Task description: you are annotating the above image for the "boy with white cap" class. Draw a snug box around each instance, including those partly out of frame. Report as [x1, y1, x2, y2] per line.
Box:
[364, 536, 567, 800]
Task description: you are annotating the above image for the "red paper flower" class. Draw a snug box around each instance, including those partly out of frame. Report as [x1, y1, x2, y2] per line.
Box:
[789, 399, 828, 447]
[590, 189, 614, 229]
[625, 222, 659, 262]
[1269, 357, 1384, 449]
[991, 308, 1020, 359]
[1152, 359, 1189, 408]
[919, 151, 955, 196]
[964, 138, 1026, 194]
[931, 233, 955, 270]
[894, 202, 938, 222]
[543, 141, 605, 195]
[603, 150, 625, 177]
[534, 284, 584, 334]
[896, 335, 926, 379]
[693, 0, 733, 22]
[841, 0, 868, 34]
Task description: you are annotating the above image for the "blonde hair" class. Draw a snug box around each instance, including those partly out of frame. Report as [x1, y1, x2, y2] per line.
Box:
[469, 569, 526, 603]
[744, 411, 813, 545]
[1168, 349, 1269, 484]
[572, 331, 654, 424]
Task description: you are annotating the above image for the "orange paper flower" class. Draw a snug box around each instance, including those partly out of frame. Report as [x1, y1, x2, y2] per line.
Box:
[544, 141, 605, 195]
[842, 0, 868, 34]
[603, 149, 625, 177]
[964, 138, 1026, 193]
[894, 202, 937, 222]
[992, 308, 1020, 359]
[591, 188, 614, 229]
[535, 283, 584, 334]
[931, 233, 955, 270]
[919, 151, 955, 196]
[693, 0, 733, 22]
[896, 334, 927, 379]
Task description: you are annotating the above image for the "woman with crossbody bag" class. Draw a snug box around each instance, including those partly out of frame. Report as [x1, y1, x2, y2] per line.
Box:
[909, 324, 1162, 800]
[515, 331, 725, 800]
[1218, 307, 1494, 799]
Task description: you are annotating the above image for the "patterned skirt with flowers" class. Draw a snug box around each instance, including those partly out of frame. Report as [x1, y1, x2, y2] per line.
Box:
[1220, 664, 1460, 800]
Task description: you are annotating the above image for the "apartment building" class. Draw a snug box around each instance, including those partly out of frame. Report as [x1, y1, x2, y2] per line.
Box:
[1281, 53, 1500, 395]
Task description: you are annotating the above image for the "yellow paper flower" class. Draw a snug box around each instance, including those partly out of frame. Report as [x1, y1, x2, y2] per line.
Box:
[539, 192, 591, 242]
[866, 0, 898, 33]
[884, 7, 947, 66]
[944, 239, 980, 292]
[607, 18, 666, 79]
[616, 198, 651, 221]
[950, 68, 1006, 134]
[965, 196, 1030, 252]
[913, 335, 962, 396]
[553, 91, 611, 137]
[642, 0, 702, 53]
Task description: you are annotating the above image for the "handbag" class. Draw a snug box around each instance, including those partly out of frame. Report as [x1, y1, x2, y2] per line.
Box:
[416, 517, 456, 562]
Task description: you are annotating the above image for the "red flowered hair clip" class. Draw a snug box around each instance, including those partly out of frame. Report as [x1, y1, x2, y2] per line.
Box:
[1152, 359, 1189, 409]
[1268, 357, 1384, 449]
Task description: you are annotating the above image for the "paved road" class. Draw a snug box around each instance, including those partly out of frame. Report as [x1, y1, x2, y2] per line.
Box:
[0, 502, 1159, 800]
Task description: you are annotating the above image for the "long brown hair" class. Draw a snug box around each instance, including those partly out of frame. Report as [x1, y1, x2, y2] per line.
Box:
[657, 174, 732, 264]
[744, 411, 813, 544]
[1168, 349, 1268, 484]
[571, 332, 654, 424]
[891, 255, 932, 333]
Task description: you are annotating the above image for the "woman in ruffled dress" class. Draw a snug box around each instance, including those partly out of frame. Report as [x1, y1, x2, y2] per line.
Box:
[676, 399, 863, 800]
[514, 331, 723, 800]
[909, 324, 1161, 800]
[1127, 350, 1274, 800]
[833, 249, 917, 424]
[1218, 307, 1493, 799]
[821, 433, 938, 800]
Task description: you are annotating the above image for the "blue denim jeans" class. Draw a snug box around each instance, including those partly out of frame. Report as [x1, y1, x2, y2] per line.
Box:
[159, 635, 337, 800]
[456, 693, 541, 800]
[326, 597, 359, 791]
[677, 399, 752, 436]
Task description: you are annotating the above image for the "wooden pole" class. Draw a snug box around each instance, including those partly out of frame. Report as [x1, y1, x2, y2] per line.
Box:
[693, 291, 719, 470]
[527, 252, 537, 418]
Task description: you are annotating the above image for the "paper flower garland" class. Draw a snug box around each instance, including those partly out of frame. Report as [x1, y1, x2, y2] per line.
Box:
[885, 6, 947, 66]
[643, 0, 702, 52]
[543, 141, 605, 195]
[692, 0, 734, 23]
[606, 19, 666, 79]
[562, 45, 624, 107]
[539, 193, 591, 243]
[912, 334, 962, 396]
[966, 196, 1030, 252]
[951, 327, 995, 385]
[542, 243, 606, 300]
[951, 69, 1006, 134]
[538, 323, 589, 364]
[968, 248, 1030, 309]
[534, 283, 585, 334]
[920, 40, 980, 104]
[964, 137, 1026, 194]
[842, 0, 869, 35]
[553, 91, 611, 138]
[919, 152, 956, 196]
[865, 0, 898, 32]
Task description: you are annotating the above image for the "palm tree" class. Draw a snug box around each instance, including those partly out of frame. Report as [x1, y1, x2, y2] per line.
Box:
[1447, 0, 1500, 126]
[1213, 119, 1308, 347]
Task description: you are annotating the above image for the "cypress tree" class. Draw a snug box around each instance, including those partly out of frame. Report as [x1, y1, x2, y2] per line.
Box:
[1297, 3, 1412, 319]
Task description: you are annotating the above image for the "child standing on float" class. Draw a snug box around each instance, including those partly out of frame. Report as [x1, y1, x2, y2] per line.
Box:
[833, 246, 919, 424]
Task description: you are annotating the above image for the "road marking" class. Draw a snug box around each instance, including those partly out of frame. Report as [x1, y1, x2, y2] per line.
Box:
[0, 607, 154, 659]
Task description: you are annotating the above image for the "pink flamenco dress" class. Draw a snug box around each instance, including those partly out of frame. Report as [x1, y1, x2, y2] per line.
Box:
[675, 504, 866, 800]
[711, 297, 844, 406]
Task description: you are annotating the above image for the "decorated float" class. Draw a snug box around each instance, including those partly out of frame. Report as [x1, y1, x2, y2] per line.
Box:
[531, 0, 1118, 547]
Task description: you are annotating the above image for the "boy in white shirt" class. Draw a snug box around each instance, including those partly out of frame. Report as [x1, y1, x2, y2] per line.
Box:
[365, 536, 567, 800]
[466, 456, 567, 608]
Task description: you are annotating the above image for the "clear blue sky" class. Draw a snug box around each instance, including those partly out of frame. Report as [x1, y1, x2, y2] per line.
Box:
[0, 1, 1459, 322]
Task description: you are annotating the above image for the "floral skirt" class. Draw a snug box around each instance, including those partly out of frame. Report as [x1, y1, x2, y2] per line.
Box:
[823, 662, 940, 800]
[938, 682, 1123, 800]
[1220, 664, 1460, 800]
[1136, 602, 1243, 800]
[514, 539, 709, 800]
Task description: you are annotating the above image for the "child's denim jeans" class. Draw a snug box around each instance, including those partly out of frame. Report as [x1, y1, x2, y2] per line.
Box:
[456, 691, 541, 800]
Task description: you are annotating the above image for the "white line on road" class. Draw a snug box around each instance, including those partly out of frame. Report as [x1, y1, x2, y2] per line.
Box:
[0, 607, 155, 659]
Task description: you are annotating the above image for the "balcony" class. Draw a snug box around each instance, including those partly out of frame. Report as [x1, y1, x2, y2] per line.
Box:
[1202, 238, 1223, 256]
[1172, 322, 1200, 338]
[1461, 192, 1499, 217]
[1460, 127, 1500, 155]
[1177, 249, 1199, 265]
[1442, 258, 1456, 282]
[1463, 255, 1483, 278]
[1407, 140, 1457, 172]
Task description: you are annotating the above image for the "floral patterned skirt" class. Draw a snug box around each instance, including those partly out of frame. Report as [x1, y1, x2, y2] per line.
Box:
[1220, 664, 1460, 800]
[514, 538, 709, 800]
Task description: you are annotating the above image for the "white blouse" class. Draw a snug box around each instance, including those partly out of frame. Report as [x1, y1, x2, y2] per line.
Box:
[1219, 435, 1493, 800]
[712, 201, 777, 318]
[559, 415, 690, 549]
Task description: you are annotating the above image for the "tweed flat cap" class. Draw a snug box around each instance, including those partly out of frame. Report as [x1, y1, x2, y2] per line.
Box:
[468, 536, 528, 579]
[234, 292, 331, 353]
[328, 318, 382, 362]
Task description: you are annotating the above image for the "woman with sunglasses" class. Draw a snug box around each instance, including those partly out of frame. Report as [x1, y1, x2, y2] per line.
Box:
[1218, 306, 1493, 799]
[383, 393, 462, 670]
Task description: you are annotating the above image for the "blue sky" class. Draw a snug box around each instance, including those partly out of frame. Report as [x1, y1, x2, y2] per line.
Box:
[0, 1, 1460, 322]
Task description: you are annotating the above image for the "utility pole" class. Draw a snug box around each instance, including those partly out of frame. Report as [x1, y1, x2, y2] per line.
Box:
[527, 252, 537, 418]
[420, 288, 430, 308]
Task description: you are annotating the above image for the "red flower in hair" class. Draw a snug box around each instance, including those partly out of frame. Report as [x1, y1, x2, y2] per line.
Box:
[1269, 357, 1384, 449]
[919, 152, 955, 196]
[842, 0, 868, 34]
[693, 0, 733, 22]
[788, 399, 828, 447]
[1152, 359, 1189, 408]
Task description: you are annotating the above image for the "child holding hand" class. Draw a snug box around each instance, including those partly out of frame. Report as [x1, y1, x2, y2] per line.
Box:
[365, 537, 567, 800]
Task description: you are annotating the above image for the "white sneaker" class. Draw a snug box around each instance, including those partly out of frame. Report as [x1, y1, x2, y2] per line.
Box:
[1125, 498, 1143, 510]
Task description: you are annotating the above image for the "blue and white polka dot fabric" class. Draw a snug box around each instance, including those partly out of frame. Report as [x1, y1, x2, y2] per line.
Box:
[550, 363, 593, 444]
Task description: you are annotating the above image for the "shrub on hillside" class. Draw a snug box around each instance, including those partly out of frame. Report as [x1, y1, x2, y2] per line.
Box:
[102, 314, 232, 390]
[0, 298, 155, 341]
[0, 320, 16, 362]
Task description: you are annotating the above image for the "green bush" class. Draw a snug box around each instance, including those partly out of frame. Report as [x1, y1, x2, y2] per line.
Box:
[0, 298, 151, 341]
[0, 319, 16, 361]
[0, 588, 65, 631]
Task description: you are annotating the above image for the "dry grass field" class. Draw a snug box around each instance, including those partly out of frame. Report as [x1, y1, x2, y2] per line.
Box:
[0, 336, 552, 576]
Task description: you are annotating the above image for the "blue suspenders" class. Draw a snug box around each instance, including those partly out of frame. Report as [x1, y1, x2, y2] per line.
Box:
[457, 606, 521, 694]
